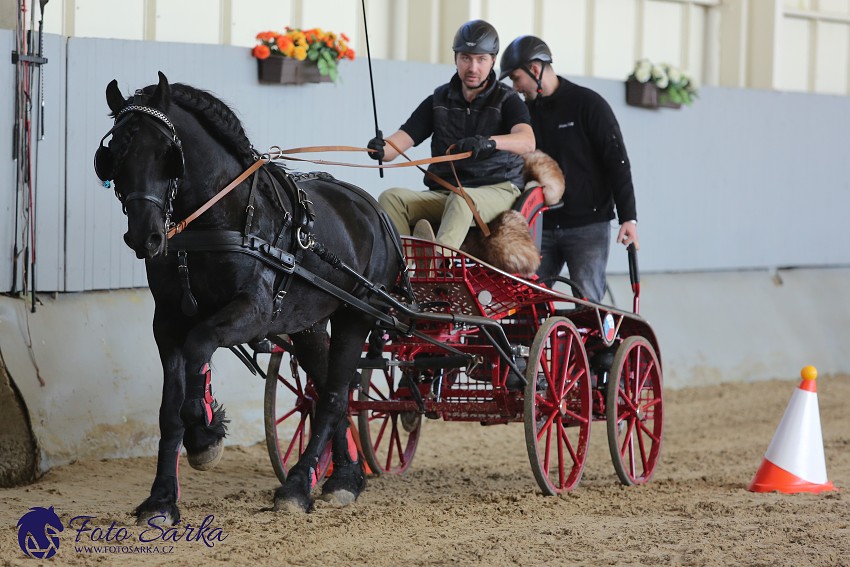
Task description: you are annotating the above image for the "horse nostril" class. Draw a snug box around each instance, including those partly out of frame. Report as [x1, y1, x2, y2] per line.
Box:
[145, 233, 163, 254]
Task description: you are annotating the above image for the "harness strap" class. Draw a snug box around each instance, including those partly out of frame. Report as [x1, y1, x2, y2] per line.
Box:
[169, 230, 297, 274]
[243, 171, 260, 235]
[167, 158, 266, 238]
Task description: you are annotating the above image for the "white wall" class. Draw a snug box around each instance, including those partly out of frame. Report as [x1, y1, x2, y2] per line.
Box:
[25, 0, 850, 95]
[0, 291, 267, 472]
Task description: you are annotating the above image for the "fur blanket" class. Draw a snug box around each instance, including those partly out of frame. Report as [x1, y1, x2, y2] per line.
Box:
[461, 151, 565, 276]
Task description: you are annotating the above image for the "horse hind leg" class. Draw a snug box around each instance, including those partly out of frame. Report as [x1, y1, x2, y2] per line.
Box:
[181, 362, 229, 470]
[320, 418, 366, 506]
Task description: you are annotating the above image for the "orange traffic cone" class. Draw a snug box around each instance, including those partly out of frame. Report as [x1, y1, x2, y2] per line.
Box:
[748, 365, 836, 493]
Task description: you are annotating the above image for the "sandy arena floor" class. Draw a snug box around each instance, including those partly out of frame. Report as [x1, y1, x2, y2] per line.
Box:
[1, 376, 848, 566]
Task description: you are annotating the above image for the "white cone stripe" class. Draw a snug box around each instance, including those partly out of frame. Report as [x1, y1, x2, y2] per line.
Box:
[763, 388, 828, 484]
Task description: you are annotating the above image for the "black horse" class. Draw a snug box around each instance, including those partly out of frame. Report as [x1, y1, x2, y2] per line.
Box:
[94, 72, 402, 522]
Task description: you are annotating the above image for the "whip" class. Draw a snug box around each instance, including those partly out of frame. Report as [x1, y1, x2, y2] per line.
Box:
[361, 0, 383, 178]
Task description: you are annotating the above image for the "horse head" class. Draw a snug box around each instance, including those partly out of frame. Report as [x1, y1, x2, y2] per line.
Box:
[95, 72, 185, 259]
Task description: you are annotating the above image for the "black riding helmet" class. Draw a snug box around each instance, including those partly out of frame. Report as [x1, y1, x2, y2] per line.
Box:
[452, 19, 499, 55]
[498, 35, 553, 80]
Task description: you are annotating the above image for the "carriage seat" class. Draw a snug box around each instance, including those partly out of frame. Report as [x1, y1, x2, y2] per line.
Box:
[460, 150, 565, 276]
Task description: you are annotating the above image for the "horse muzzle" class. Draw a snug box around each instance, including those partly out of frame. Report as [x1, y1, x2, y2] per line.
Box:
[124, 230, 166, 259]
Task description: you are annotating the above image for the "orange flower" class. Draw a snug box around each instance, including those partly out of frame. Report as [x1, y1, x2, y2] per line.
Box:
[276, 36, 293, 51]
[252, 26, 354, 79]
[252, 44, 271, 60]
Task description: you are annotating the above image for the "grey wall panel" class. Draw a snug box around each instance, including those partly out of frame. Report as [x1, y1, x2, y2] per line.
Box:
[1, 30, 15, 292]
[3, 34, 850, 291]
[65, 38, 150, 291]
[596, 78, 850, 274]
[32, 34, 67, 292]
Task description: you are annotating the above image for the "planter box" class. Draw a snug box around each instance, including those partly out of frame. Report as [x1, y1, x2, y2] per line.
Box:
[625, 80, 680, 109]
[257, 57, 332, 85]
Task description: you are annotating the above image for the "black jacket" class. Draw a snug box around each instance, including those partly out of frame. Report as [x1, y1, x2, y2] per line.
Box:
[528, 77, 637, 228]
[400, 71, 528, 189]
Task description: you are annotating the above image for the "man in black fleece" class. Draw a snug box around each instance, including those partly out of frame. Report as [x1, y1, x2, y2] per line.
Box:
[500, 35, 639, 303]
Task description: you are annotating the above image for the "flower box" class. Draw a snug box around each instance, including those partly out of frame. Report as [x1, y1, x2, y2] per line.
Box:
[625, 80, 682, 109]
[625, 79, 659, 108]
[253, 28, 354, 83]
[257, 57, 331, 85]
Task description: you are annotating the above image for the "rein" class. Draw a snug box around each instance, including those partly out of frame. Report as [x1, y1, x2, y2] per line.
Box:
[166, 158, 265, 238]
[265, 143, 491, 235]
[166, 144, 489, 238]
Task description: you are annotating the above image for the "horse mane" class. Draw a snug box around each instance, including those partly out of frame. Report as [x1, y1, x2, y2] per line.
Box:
[143, 82, 257, 167]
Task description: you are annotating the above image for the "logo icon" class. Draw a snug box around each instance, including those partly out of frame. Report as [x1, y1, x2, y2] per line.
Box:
[17, 506, 64, 559]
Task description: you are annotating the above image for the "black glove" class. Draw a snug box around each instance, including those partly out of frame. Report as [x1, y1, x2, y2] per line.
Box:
[367, 131, 385, 161]
[455, 135, 497, 160]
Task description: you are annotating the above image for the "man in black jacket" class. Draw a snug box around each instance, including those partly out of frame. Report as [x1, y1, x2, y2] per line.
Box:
[367, 20, 535, 248]
[500, 35, 638, 303]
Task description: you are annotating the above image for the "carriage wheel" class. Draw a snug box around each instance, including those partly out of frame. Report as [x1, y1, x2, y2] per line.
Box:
[524, 317, 592, 495]
[263, 349, 332, 485]
[357, 365, 421, 475]
[605, 336, 663, 485]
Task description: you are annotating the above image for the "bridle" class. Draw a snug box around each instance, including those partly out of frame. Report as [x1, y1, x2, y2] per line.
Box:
[95, 102, 185, 229]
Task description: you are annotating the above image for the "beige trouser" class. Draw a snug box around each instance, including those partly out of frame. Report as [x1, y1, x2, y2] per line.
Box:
[378, 181, 521, 248]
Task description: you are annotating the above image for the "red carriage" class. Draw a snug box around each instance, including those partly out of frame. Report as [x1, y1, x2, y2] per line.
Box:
[258, 191, 663, 496]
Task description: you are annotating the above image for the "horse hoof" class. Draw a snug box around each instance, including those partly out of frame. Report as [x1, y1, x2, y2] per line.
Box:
[187, 438, 224, 471]
[273, 498, 311, 514]
[136, 509, 176, 527]
[320, 489, 357, 507]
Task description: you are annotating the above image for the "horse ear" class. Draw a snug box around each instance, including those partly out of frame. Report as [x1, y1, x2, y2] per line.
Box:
[149, 71, 171, 109]
[105, 80, 124, 114]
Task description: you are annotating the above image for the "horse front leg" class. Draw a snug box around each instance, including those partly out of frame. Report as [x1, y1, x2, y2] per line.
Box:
[274, 314, 370, 513]
[179, 297, 268, 471]
[135, 329, 186, 526]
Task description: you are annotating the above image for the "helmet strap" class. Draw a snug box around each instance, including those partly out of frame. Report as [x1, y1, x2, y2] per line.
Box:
[522, 63, 545, 95]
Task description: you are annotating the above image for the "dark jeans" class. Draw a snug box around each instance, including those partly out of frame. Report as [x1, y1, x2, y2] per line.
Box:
[537, 221, 611, 303]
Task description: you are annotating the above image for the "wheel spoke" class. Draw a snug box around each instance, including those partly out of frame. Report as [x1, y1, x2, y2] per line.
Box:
[282, 418, 307, 465]
[536, 407, 558, 443]
[557, 421, 566, 487]
[277, 373, 303, 397]
[558, 421, 578, 464]
[371, 413, 390, 448]
[358, 365, 421, 475]
[543, 422, 553, 476]
[385, 416, 399, 470]
[275, 404, 301, 427]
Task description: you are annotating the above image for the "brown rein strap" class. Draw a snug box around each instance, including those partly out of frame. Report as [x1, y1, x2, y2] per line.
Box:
[266, 144, 472, 170]
[167, 144, 490, 239]
[167, 158, 265, 239]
